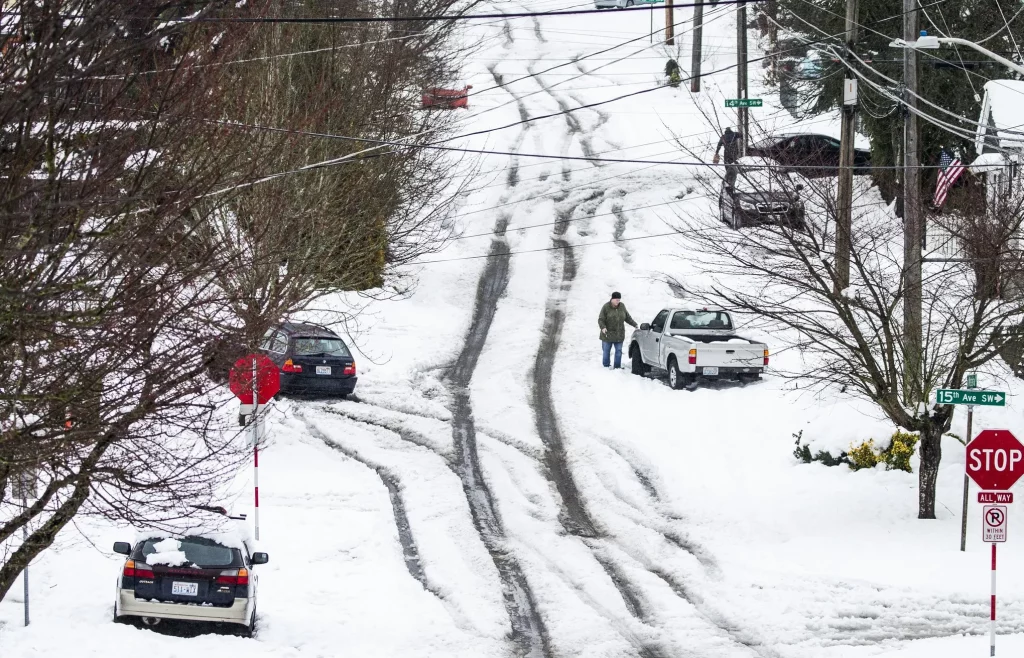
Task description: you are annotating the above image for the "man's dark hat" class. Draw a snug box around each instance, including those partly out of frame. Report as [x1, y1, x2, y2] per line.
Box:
[611, 291, 621, 299]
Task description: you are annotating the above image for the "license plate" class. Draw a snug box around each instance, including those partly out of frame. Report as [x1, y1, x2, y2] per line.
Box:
[316, 366, 331, 375]
[171, 581, 198, 596]
[702, 367, 719, 376]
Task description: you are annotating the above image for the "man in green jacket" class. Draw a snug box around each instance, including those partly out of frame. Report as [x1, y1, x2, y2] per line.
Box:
[598, 291, 638, 369]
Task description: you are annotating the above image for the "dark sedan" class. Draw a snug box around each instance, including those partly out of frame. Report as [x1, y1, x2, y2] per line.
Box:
[748, 133, 871, 178]
[259, 323, 357, 397]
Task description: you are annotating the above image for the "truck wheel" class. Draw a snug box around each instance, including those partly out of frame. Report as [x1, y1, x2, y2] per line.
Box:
[667, 357, 686, 390]
[629, 344, 647, 376]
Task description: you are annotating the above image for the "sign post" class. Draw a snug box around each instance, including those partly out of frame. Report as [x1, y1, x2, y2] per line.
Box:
[939, 384, 1009, 550]
[983, 505, 1007, 657]
[229, 354, 280, 541]
[964, 429, 1023, 658]
[13, 472, 35, 627]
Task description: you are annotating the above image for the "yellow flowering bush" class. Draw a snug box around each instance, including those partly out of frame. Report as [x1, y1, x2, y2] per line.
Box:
[848, 439, 881, 470]
[847, 432, 919, 472]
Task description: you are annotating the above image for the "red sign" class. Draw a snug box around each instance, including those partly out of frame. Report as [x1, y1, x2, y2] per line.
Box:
[980, 492, 1014, 504]
[967, 430, 1024, 491]
[229, 354, 280, 405]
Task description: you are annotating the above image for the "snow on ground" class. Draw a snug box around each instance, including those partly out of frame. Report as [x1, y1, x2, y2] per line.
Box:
[3, 1, 1024, 656]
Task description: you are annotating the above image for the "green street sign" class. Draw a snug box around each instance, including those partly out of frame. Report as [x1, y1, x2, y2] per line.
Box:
[937, 389, 1007, 406]
[725, 99, 763, 108]
[967, 373, 978, 388]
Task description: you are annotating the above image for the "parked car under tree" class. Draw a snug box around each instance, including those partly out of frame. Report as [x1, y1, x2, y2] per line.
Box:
[747, 133, 871, 178]
[112, 508, 268, 636]
[719, 157, 806, 230]
[259, 322, 358, 397]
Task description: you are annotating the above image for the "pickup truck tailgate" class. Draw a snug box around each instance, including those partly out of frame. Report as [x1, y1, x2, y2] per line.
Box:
[694, 342, 763, 367]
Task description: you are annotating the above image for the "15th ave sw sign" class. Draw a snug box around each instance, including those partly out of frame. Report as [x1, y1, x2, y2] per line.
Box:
[937, 389, 1006, 406]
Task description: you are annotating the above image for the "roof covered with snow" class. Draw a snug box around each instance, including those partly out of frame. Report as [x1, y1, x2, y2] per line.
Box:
[977, 80, 1024, 154]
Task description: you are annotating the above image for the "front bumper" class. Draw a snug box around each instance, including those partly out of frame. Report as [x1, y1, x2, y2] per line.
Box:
[594, 0, 626, 7]
[117, 590, 249, 624]
[736, 204, 804, 226]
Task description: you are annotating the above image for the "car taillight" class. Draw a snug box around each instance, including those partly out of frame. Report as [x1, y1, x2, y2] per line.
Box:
[763, 349, 769, 366]
[282, 359, 302, 373]
[343, 361, 356, 376]
[216, 568, 249, 586]
[688, 349, 697, 365]
[123, 560, 154, 579]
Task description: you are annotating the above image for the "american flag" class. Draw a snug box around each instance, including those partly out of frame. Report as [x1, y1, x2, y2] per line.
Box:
[933, 147, 966, 208]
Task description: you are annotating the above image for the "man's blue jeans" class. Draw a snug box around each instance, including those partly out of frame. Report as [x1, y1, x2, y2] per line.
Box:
[602, 341, 623, 368]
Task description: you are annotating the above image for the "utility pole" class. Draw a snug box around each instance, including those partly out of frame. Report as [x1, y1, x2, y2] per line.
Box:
[737, 0, 748, 154]
[665, 0, 675, 45]
[903, 0, 923, 408]
[690, 0, 703, 92]
[835, 0, 858, 292]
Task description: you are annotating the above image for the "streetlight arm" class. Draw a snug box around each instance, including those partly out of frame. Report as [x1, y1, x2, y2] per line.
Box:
[938, 37, 1024, 77]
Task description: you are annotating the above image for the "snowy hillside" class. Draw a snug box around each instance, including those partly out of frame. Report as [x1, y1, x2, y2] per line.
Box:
[4, 1, 1024, 657]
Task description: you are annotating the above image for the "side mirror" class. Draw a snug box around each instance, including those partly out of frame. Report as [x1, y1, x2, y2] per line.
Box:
[113, 541, 132, 556]
[640, 323, 651, 331]
[251, 552, 269, 565]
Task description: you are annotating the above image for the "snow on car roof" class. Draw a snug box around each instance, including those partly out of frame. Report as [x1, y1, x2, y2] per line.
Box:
[134, 509, 252, 552]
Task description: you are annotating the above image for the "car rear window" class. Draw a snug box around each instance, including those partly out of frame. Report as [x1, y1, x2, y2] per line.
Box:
[293, 336, 351, 357]
[670, 311, 732, 331]
[137, 537, 239, 568]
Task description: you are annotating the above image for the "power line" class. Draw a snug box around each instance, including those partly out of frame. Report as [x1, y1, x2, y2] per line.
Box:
[123, 0, 767, 24]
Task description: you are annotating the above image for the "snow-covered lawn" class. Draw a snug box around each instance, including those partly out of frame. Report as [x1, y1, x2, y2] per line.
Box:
[4, 1, 1024, 656]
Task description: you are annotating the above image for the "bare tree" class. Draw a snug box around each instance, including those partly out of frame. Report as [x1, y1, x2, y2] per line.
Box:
[670, 153, 1024, 519]
[200, 0, 472, 370]
[0, 0, 273, 601]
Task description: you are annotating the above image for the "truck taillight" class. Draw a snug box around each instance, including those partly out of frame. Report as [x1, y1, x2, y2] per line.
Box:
[123, 560, 154, 579]
[763, 349, 769, 366]
[282, 359, 302, 373]
[688, 349, 697, 365]
[343, 361, 356, 376]
[216, 568, 249, 586]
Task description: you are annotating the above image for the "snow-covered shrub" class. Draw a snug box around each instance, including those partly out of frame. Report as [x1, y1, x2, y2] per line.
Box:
[793, 431, 850, 467]
[847, 440, 881, 471]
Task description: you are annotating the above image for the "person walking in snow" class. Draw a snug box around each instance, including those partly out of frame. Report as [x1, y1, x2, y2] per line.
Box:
[598, 291, 638, 369]
[713, 126, 743, 189]
[664, 58, 681, 88]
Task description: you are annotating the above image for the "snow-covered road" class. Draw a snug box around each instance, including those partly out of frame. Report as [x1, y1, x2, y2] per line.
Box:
[5, 1, 1024, 656]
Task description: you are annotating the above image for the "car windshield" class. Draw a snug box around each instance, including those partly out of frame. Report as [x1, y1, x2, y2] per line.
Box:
[139, 536, 237, 568]
[671, 311, 732, 331]
[293, 336, 350, 357]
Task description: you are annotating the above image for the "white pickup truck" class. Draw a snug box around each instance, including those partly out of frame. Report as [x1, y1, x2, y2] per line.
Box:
[627, 307, 768, 389]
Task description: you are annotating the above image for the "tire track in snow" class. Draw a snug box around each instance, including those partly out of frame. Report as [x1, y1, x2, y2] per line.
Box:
[488, 65, 532, 188]
[532, 193, 604, 539]
[447, 216, 552, 658]
[531, 69, 600, 165]
[295, 409, 435, 596]
[524, 61, 769, 657]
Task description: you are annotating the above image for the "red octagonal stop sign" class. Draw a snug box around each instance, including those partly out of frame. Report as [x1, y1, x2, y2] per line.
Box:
[229, 354, 280, 405]
[967, 429, 1024, 491]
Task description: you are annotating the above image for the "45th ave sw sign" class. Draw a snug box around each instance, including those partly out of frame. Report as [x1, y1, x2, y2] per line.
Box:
[937, 389, 1006, 406]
